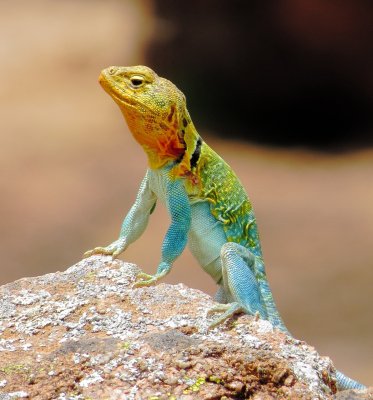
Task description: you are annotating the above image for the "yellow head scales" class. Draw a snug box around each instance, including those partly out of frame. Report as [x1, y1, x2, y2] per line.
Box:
[99, 65, 199, 175]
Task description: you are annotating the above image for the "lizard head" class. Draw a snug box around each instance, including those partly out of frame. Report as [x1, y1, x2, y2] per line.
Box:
[99, 65, 198, 171]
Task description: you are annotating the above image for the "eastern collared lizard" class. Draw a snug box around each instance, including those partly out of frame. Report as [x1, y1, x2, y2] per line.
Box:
[84, 65, 365, 390]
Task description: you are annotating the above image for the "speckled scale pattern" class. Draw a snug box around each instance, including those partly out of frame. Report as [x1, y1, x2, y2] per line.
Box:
[196, 143, 262, 257]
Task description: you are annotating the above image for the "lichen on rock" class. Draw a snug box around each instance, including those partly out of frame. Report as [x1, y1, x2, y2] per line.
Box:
[0, 256, 371, 399]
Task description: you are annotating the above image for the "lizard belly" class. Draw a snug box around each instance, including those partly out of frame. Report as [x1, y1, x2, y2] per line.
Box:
[188, 201, 226, 281]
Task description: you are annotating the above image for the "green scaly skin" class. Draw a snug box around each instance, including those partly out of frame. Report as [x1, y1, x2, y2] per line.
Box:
[84, 66, 366, 391]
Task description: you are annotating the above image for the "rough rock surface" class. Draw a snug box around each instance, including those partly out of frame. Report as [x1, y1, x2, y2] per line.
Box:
[0, 256, 371, 399]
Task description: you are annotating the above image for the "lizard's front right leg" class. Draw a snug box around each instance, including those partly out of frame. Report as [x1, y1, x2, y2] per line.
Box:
[84, 171, 156, 259]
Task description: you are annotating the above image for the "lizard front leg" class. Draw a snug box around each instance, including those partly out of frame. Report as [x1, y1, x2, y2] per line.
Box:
[84, 171, 156, 259]
[135, 176, 191, 287]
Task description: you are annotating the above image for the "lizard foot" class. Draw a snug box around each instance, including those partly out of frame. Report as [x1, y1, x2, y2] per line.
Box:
[83, 238, 127, 259]
[207, 302, 243, 329]
[133, 272, 161, 288]
[133, 262, 171, 288]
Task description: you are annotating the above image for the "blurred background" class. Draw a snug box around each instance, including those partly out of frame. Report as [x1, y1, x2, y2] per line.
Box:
[1, 0, 372, 386]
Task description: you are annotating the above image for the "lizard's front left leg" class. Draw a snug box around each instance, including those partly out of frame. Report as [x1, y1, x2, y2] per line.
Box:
[134, 177, 191, 287]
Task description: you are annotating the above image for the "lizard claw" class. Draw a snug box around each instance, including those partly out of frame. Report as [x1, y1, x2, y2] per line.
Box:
[207, 302, 243, 330]
[206, 303, 232, 315]
[83, 238, 127, 259]
[133, 272, 159, 288]
[133, 262, 171, 288]
[83, 247, 115, 258]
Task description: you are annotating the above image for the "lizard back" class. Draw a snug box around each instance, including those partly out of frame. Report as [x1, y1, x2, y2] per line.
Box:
[194, 142, 263, 258]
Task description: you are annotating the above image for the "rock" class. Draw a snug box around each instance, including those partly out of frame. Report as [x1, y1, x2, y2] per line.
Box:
[334, 388, 373, 400]
[0, 256, 369, 399]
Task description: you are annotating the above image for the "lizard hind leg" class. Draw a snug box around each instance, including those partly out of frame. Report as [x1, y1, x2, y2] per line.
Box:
[220, 242, 289, 333]
[207, 242, 268, 328]
[221, 242, 268, 318]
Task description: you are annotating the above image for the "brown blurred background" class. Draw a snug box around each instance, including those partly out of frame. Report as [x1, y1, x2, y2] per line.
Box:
[1, 0, 372, 386]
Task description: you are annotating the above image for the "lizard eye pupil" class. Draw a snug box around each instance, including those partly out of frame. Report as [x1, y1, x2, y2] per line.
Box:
[130, 76, 144, 88]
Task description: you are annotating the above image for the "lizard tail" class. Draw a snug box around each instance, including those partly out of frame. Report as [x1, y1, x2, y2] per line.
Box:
[335, 370, 366, 390]
[255, 259, 290, 333]
[258, 277, 290, 334]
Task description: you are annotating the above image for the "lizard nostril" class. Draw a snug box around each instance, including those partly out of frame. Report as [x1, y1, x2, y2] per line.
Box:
[108, 67, 117, 75]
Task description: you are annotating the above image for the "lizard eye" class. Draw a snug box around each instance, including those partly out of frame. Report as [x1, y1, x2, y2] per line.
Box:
[129, 75, 145, 88]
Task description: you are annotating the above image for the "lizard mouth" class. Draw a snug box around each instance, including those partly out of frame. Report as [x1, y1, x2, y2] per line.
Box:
[110, 91, 138, 109]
